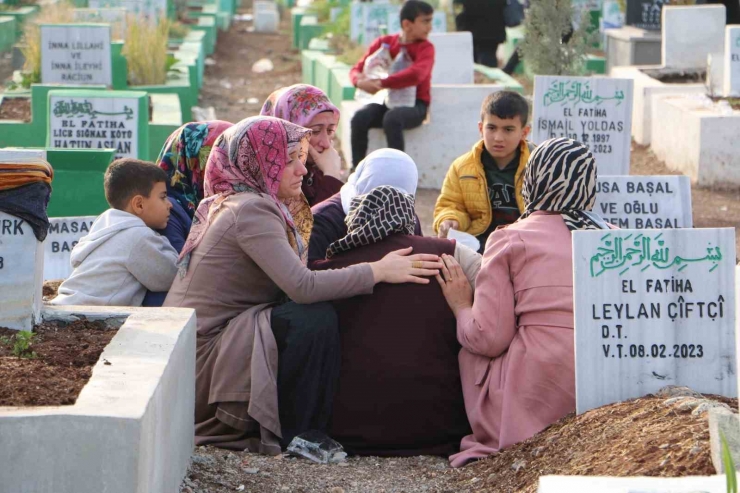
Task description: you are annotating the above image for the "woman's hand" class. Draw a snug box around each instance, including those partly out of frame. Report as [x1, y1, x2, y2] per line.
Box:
[308, 145, 342, 179]
[370, 247, 443, 284]
[436, 254, 473, 316]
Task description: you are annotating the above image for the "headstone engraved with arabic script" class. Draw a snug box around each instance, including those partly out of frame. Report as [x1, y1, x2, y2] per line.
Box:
[533, 76, 634, 176]
[88, 0, 167, 19]
[40, 24, 112, 85]
[43, 216, 97, 281]
[0, 212, 44, 332]
[626, 0, 669, 30]
[573, 228, 736, 414]
[49, 96, 139, 158]
[724, 25, 740, 97]
[594, 176, 692, 229]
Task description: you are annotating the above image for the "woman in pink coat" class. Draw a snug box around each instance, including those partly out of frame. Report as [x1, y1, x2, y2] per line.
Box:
[436, 138, 610, 467]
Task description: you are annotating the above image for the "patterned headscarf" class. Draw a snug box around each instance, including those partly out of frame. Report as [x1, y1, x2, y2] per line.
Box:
[179, 116, 314, 272]
[520, 138, 608, 231]
[157, 120, 233, 218]
[260, 84, 340, 128]
[327, 185, 415, 258]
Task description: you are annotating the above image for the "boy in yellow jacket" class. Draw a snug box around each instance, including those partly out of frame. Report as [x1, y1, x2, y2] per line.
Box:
[433, 91, 533, 252]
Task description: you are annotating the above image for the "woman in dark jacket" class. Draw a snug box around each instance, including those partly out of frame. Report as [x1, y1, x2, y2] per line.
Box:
[455, 0, 507, 67]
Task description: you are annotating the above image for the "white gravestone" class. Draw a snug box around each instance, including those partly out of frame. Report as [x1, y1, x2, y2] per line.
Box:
[49, 94, 139, 158]
[361, 3, 398, 45]
[254, 1, 279, 33]
[538, 474, 727, 492]
[0, 149, 47, 162]
[43, 216, 97, 280]
[573, 228, 737, 414]
[73, 8, 128, 39]
[428, 32, 474, 85]
[533, 76, 634, 176]
[594, 176, 692, 229]
[88, 0, 167, 19]
[0, 212, 44, 331]
[662, 5, 726, 70]
[724, 25, 740, 97]
[40, 24, 112, 86]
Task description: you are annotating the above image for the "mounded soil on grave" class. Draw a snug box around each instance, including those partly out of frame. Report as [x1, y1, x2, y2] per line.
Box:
[0, 97, 31, 122]
[0, 320, 117, 407]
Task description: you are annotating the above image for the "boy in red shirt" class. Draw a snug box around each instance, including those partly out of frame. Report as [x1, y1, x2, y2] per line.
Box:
[349, 0, 435, 169]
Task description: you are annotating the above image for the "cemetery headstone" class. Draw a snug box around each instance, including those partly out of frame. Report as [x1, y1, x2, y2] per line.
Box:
[601, 0, 625, 30]
[724, 25, 740, 97]
[0, 148, 47, 162]
[72, 8, 128, 39]
[88, 0, 168, 19]
[662, 5, 725, 69]
[40, 24, 113, 86]
[350, 2, 364, 43]
[254, 1, 279, 33]
[538, 474, 727, 492]
[0, 211, 44, 331]
[428, 32, 474, 84]
[573, 228, 737, 414]
[43, 216, 97, 280]
[532, 76, 634, 176]
[625, 0, 668, 30]
[361, 3, 398, 44]
[47, 89, 149, 159]
[594, 176, 692, 229]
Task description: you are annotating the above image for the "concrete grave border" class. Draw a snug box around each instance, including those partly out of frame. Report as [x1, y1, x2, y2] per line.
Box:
[0, 304, 196, 493]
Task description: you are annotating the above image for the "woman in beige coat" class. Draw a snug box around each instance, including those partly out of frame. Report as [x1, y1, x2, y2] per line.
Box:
[165, 116, 442, 454]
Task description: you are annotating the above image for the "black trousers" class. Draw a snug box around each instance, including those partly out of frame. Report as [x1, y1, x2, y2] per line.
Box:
[270, 301, 340, 448]
[474, 41, 500, 68]
[350, 100, 428, 168]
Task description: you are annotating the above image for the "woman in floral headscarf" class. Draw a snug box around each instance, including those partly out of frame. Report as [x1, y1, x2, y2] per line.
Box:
[141, 120, 233, 307]
[261, 84, 343, 206]
[164, 116, 443, 453]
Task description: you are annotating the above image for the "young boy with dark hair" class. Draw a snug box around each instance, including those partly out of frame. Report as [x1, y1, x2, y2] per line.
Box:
[433, 90, 534, 251]
[349, 0, 435, 168]
[52, 158, 178, 307]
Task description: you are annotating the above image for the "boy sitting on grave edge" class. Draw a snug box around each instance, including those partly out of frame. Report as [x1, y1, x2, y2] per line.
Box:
[349, 0, 435, 169]
[433, 91, 534, 252]
[52, 158, 178, 307]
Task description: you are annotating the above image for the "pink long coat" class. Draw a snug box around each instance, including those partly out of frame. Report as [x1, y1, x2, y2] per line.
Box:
[450, 211, 576, 467]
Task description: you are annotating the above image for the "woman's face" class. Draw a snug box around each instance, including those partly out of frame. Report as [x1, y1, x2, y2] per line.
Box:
[277, 139, 309, 199]
[306, 111, 339, 159]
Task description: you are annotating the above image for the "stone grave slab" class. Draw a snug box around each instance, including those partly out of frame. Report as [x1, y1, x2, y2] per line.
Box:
[626, 0, 668, 30]
[73, 8, 128, 39]
[254, 1, 279, 33]
[88, 0, 168, 19]
[538, 474, 727, 492]
[44, 216, 97, 280]
[724, 25, 740, 97]
[573, 228, 737, 414]
[594, 175, 692, 229]
[40, 24, 112, 86]
[47, 90, 149, 160]
[428, 32, 474, 85]
[662, 5, 725, 70]
[0, 148, 47, 162]
[532, 76, 634, 175]
[0, 211, 44, 331]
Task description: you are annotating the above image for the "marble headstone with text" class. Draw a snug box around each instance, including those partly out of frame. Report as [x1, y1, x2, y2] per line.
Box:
[47, 90, 147, 159]
[0, 149, 47, 162]
[573, 228, 736, 414]
[595, 176, 692, 229]
[73, 8, 128, 39]
[88, 0, 167, 19]
[0, 212, 44, 331]
[725, 25, 740, 97]
[40, 24, 112, 86]
[533, 76, 634, 176]
[538, 474, 727, 492]
[43, 216, 97, 280]
[626, 0, 668, 30]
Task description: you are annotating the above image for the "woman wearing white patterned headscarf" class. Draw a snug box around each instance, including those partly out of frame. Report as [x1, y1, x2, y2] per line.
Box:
[436, 138, 609, 467]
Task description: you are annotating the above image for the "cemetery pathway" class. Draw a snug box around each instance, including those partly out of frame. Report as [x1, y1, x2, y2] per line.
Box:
[197, 3, 302, 124]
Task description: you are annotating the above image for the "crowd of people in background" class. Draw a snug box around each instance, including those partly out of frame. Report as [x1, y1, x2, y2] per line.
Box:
[49, 0, 611, 468]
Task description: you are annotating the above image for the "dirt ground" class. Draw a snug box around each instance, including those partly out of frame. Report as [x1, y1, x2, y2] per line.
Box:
[0, 319, 117, 407]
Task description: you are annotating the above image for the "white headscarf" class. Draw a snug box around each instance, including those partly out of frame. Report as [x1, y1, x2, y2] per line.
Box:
[340, 148, 419, 214]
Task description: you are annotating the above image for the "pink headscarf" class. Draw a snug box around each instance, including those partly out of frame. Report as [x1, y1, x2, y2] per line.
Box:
[178, 116, 314, 273]
[260, 84, 340, 128]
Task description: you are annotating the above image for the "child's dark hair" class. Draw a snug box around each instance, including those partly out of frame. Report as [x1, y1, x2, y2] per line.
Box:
[480, 91, 530, 126]
[400, 0, 433, 24]
[104, 158, 167, 210]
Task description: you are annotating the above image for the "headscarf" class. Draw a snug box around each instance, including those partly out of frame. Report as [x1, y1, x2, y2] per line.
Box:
[0, 159, 54, 241]
[157, 120, 233, 218]
[260, 84, 340, 128]
[327, 185, 416, 258]
[178, 116, 314, 272]
[519, 138, 608, 231]
[340, 149, 418, 215]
